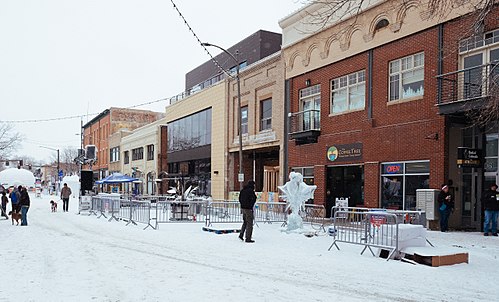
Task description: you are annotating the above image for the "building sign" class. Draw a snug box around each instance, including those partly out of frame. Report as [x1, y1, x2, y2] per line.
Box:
[457, 147, 482, 168]
[327, 143, 363, 163]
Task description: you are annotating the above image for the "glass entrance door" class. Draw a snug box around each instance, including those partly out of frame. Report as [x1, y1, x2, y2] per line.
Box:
[463, 53, 483, 99]
[325, 165, 364, 217]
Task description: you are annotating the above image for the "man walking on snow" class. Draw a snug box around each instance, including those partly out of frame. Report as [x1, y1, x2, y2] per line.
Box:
[60, 183, 72, 212]
[238, 180, 257, 243]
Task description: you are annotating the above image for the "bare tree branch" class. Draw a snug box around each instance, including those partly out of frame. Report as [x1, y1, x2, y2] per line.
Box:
[0, 122, 22, 160]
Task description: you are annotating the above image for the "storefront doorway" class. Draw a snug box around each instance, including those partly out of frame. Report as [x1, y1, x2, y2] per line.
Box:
[325, 165, 364, 217]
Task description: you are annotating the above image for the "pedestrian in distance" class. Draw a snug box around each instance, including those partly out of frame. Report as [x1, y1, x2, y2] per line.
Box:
[481, 183, 499, 236]
[238, 180, 257, 243]
[1, 191, 9, 219]
[60, 183, 72, 212]
[9, 186, 21, 213]
[438, 184, 454, 232]
[19, 186, 30, 226]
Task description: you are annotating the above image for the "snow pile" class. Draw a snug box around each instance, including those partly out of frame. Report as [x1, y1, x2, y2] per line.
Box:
[0, 168, 35, 188]
[62, 174, 80, 199]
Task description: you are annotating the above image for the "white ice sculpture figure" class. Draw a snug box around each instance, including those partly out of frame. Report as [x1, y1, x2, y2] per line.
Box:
[278, 172, 317, 232]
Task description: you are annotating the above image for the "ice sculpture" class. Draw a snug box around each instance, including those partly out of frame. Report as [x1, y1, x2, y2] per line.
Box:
[278, 172, 317, 232]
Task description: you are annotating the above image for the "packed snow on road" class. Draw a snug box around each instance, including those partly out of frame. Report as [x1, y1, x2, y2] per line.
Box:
[1, 193, 499, 302]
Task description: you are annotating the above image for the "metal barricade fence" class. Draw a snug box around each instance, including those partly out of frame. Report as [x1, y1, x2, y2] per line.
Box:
[130, 201, 155, 230]
[206, 201, 242, 227]
[90, 197, 100, 216]
[153, 200, 208, 229]
[328, 210, 399, 261]
[254, 202, 288, 225]
[118, 199, 133, 223]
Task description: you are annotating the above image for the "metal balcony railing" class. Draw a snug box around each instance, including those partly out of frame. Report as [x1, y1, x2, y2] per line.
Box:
[437, 63, 499, 105]
[289, 109, 321, 134]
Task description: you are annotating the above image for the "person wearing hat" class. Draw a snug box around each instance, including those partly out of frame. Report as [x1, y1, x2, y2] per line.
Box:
[238, 180, 257, 243]
[437, 184, 454, 232]
[481, 183, 499, 236]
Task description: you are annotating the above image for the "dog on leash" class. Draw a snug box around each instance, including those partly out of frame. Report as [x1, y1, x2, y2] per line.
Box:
[8, 211, 21, 225]
[50, 200, 58, 212]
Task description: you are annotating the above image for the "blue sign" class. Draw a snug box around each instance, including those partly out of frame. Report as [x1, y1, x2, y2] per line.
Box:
[382, 164, 403, 174]
[58, 170, 63, 177]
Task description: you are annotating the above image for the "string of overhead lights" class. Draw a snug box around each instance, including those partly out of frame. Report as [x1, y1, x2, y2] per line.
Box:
[169, 0, 232, 77]
[4, 2, 228, 124]
[2, 96, 171, 124]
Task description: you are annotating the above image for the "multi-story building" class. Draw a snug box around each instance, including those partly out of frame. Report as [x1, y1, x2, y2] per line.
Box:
[161, 83, 226, 199]
[121, 118, 167, 195]
[160, 30, 283, 200]
[226, 51, 285, 197]
[279, 0, 490, 230]
[108, 129, 132, 175]
[436, 6, 499, 230]
[185, 30, 282, 94]
[82, 107, 163, 180]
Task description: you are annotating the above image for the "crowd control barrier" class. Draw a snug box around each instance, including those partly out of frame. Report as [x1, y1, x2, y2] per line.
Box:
[329, 210, 399, 261]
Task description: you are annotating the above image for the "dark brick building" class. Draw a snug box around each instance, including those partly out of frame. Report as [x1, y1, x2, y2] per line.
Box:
[185, 30, 282, 92]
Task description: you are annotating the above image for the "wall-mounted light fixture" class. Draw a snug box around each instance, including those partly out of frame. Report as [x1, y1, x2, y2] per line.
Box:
[305, 79, 311, 87]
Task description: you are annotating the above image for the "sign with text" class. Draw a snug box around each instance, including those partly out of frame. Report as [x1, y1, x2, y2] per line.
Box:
[327, 143, 363, 163]
[457, 147, 482, 168]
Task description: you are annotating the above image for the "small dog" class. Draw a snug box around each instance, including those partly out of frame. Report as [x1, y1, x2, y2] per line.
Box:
[50, 200, 58, 212]
[8, 211, 21, 225]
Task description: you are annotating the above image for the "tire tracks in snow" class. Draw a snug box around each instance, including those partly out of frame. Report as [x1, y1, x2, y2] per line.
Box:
[36, 216, 419, 302]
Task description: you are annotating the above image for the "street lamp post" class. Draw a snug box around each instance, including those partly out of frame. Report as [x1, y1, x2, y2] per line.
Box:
[40, 146, 60, 194]
[201, 42, 244, 190]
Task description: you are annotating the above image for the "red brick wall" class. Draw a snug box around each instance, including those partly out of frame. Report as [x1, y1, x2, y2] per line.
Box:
[289, 27, 447, 208]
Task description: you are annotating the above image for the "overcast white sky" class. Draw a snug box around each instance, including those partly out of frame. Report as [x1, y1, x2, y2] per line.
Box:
[0, 0, 304, 163]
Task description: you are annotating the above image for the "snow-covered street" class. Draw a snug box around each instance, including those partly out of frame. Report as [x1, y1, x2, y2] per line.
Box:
[1, 193, 499, 302]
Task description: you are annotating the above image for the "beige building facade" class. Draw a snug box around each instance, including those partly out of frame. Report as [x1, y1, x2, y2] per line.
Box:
[121, 118, 167, 195]
[227, 52, 285, 197]
[163, 82, 226, 200]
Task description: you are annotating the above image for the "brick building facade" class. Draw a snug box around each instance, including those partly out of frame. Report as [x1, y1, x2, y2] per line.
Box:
[280, 0, 495, 229]
[83, 107, 163, 180]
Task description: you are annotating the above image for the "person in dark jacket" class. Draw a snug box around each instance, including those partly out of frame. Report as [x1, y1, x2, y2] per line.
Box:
[239, 180, 257, 243]
[481, 183, 499, 236]
[1, 191, 8, 219]
[437, 184, 454, 232]
[19, 186, 30, 226]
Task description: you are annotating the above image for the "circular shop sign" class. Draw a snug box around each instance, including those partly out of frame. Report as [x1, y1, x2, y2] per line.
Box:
[327, 146, 339, 162]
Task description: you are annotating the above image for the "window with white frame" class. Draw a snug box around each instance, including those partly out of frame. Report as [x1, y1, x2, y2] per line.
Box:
[299, 84, 321, 131]
[240, 106, 248, 135]
[110, 147, 120, 163]
[260, 98, 272, 131]
[389, 52, 425, 101]
[331, 70, 366, 114]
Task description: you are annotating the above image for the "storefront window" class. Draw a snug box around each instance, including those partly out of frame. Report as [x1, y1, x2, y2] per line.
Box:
[291, 167, 314, 185]
[381, 161, 429, 210]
